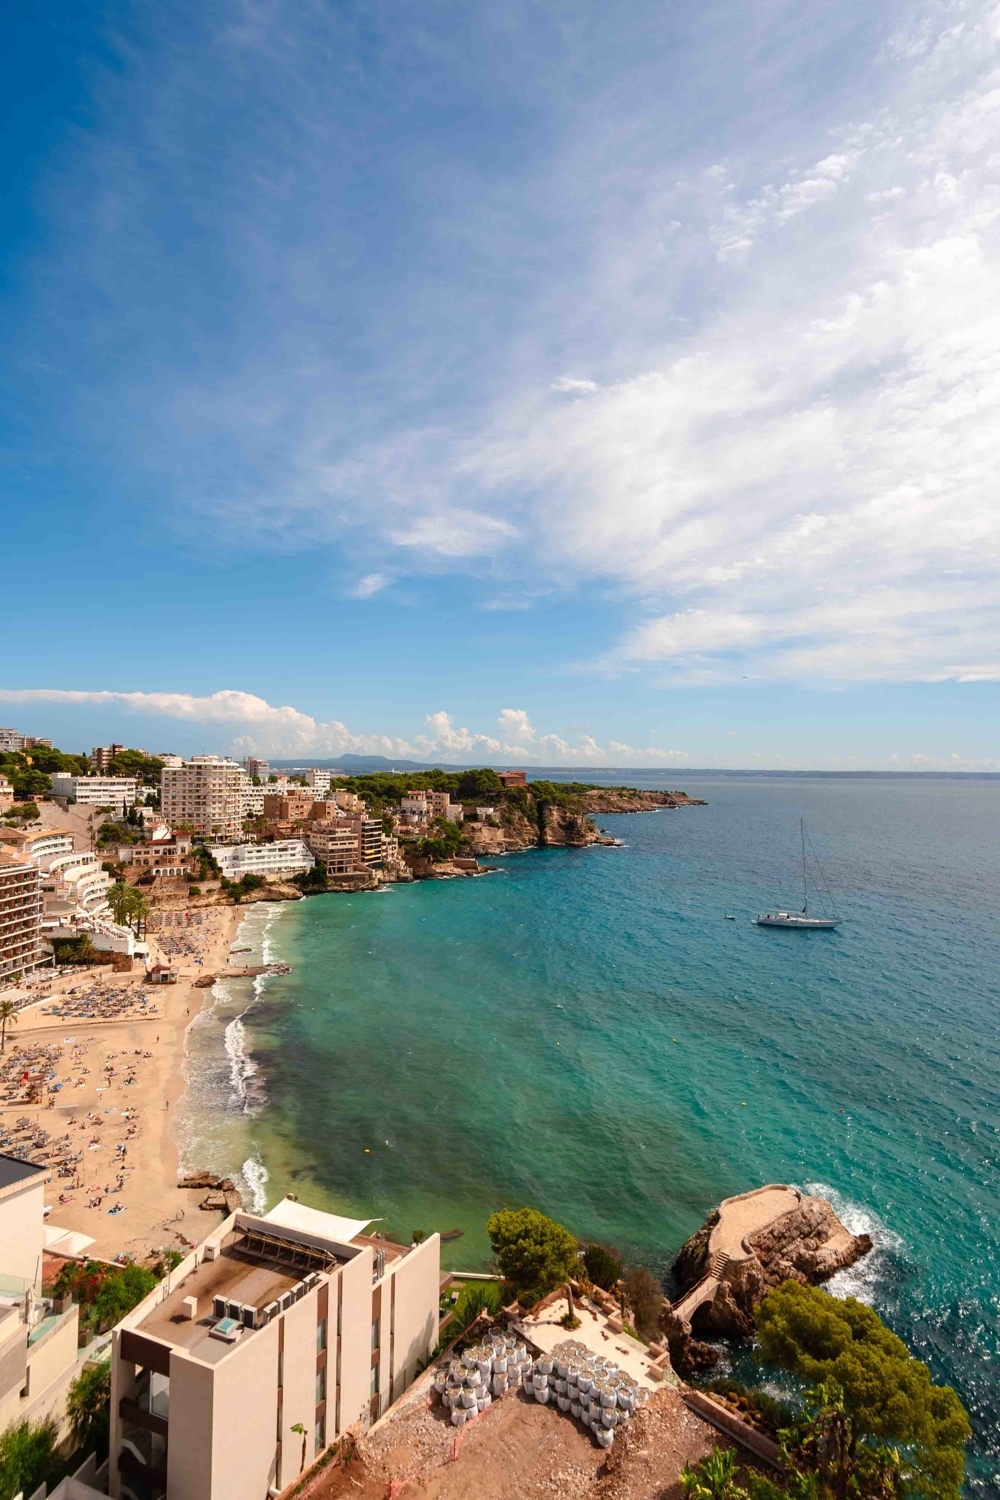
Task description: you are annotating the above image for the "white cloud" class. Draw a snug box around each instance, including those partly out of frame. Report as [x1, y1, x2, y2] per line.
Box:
[0, 688, 679, 766]
[551, 376, 600, 395]
[351, 573, 389, 599]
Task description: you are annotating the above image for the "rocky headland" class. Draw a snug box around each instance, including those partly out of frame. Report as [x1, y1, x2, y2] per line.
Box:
[663, 1184, 872, 1374]
[582, 789, 706, 813]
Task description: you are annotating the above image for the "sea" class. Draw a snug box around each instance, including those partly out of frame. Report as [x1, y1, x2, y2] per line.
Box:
[174, 773, 1000, 1493]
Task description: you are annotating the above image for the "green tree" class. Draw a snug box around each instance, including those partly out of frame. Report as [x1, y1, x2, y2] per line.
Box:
[91, 1264, 157, 1328]
[9, 767, 52, 800]
[582, 1243, 623, 1291]
[0, 999, 18, 1053]
[624, 1265, 664, 1338]
[756, 1282, 970, 1500]
[0, 1417, 59, 1500]
[66, 1360, 112, 1454]
[486, 1207, 579, 1304]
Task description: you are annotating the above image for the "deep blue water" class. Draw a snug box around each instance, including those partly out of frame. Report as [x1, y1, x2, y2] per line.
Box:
[216, 776, 1000, 1491]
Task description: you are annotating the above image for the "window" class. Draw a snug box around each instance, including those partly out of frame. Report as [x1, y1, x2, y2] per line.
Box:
[371, 1316, 380, 1352]
[316, 1366, 326, 1404]
[315, 1413, 326, 1451]
[370, 1364, 379, 1396]
[316, 1317, 327, 1353]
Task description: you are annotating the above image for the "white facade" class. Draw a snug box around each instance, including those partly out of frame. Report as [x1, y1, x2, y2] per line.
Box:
[303, 768, 332, 793]
[208, 840, 314, 879]
[44, 851, 113, 914]
[241, 781, 265, 817]
[161, 757, 244, 840]
[0, 728, 25, 752]
[50, 774, 138, 812]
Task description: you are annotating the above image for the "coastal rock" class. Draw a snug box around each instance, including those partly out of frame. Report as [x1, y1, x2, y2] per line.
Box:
[664, 1186, 872, 1374]
[582, 789, 706, 813]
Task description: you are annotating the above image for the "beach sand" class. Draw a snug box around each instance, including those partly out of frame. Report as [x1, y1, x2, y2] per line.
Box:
[2, 905, 243, 1264]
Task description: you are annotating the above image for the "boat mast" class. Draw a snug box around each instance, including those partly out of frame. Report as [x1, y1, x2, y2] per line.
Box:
[800, 818, 808, 915]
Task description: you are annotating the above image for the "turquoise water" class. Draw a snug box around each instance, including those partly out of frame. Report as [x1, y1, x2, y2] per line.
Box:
[189, 777, 1000, 1492]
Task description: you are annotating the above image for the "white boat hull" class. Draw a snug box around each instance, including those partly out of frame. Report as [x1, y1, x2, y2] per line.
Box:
[756, 912, 840, 929]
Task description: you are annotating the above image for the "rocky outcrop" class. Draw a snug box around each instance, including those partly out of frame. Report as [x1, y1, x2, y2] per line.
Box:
[582, 789, 706, 813]
[179, 1171, 243, 1214]
[665, 1187, 872, 1374]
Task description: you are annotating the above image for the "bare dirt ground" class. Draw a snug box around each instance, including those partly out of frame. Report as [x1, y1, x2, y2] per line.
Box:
[302, 1385, 716, 1500]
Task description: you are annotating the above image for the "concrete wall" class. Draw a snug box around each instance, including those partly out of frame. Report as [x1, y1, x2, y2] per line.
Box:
[386, 1236, 440, 1405]
[336, 1249, 373, 1437]
[0, 1179, 45, 1285]
[210, 1318, 280, 1500]
[0, 1306, 80, 1442]
[277, 1287, 319, 1488]
[165, 1352, 215, 1500]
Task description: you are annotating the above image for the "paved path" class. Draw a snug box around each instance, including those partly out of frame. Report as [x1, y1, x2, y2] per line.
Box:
[670, 1185, 801, 1325]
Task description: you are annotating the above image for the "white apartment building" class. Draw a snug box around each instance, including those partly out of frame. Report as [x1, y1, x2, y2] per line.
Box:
[0, 727, 25, 752]
[0, 826, 74, 869]
[160, 758, 244, 841]
[42, 850, 113, 916]
[50, 774, 138, 814]
[0, 775, 13, 813]
[302, 768, 332, 794]
[241, 780, 265, 818]
[109, 1201, 440, 1500]
[0, 1154, 82, 1443]
[208, 840, 315, 880]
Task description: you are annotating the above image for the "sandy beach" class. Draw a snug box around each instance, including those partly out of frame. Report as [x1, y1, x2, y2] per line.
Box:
[1, 904, 243, 1265]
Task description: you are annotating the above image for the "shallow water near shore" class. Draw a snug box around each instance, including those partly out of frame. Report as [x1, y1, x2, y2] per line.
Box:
[181, 776, 1000, 1492]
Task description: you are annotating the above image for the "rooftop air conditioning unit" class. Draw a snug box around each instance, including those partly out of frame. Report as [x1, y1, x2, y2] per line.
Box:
[278, 1292, 293, 1312]
[242, 1306, 257, 1329]
[226, 1301, 242, 1321]
[262, 1301, 279, 1323]
[213, 1296, 227, 1319]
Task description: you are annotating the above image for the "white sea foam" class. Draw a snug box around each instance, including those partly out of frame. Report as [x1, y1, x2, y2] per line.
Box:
[241, 1153, 269, 1215]
[801, 1181, 904, 1305]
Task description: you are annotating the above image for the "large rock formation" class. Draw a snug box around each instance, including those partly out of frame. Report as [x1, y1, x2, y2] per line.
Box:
[582, 789, 706, 813]
[664, 1186, 872, 1374]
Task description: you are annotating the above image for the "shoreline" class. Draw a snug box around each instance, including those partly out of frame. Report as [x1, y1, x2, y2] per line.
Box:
[8, 905, 243, 1263]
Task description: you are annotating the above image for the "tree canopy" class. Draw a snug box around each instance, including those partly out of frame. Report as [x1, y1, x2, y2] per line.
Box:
[486, 1206, 579, 1304]
[582, 1242, 623, 1291]
[756, 1282, 970, 1500]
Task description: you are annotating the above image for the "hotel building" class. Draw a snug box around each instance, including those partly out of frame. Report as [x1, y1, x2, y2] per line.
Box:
[0, 854, 45, 981]
[208, 840, 315, 880]
[109, 1201, 440, 1500]
[160, 758, 244, 841]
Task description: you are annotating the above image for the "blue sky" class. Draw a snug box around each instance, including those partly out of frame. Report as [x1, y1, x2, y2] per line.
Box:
[2, 0, 998, 768]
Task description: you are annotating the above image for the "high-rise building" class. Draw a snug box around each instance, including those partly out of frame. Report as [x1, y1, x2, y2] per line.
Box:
[108, 1201, 440, 1500]
[160, 757, 244, 841]
[241, 756, 271, 780]
[0, 728, 25, 753]
[0, 854, 44, 981]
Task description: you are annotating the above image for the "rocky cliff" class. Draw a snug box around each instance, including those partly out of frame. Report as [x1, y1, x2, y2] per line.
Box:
[665, 1189, 872, 1373]
[582, 789, 706, 813]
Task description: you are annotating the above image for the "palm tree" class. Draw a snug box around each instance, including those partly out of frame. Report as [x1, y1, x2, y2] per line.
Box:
[0, 999, 19, 1053]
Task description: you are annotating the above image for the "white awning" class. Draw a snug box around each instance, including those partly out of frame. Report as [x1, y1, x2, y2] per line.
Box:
[44, 1224, 96, 1256]
[262, 1198, 375, 1244]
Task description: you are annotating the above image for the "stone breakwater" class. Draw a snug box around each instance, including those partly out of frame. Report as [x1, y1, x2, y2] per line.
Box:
[664, 1185, 873, 1374]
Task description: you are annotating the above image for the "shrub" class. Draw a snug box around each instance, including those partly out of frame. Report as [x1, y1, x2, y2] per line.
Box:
[67, 1360, 112, 1453]
[582, 1243, 623, 1291]
[622, 1266, 663, 1339]
[452, 1282, 502, 1332]
[0, 1417, 60, 1500]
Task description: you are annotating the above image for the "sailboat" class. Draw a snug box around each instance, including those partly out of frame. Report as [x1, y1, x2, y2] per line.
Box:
[756, 819, 841, 930]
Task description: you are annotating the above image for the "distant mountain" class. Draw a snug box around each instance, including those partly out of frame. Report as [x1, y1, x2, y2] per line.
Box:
[271, 755, 447, 772]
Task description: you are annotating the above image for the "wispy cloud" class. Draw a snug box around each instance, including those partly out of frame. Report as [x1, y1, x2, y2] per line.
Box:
[350, 573, 389, 599]
[15, 0, 1000, 687]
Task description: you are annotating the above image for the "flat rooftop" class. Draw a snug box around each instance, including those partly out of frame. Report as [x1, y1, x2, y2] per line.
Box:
[138, 1225, 349, 1361]
[0, 1155, 45, 1191]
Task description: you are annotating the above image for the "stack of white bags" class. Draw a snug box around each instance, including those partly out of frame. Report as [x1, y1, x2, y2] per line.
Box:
[433, 1330, 532, 1426]
[521, 1339, 647, 1449]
